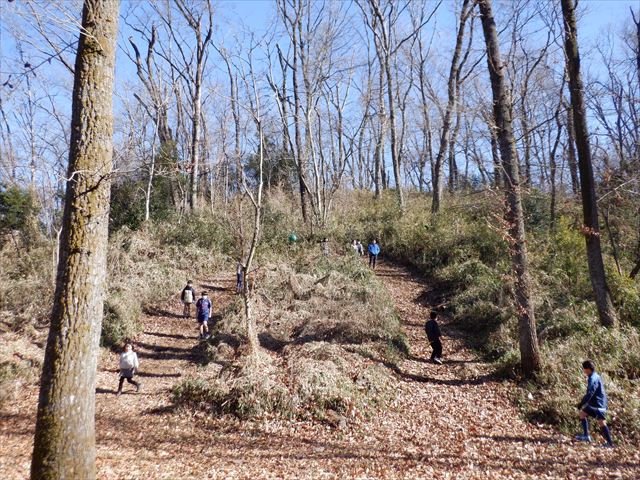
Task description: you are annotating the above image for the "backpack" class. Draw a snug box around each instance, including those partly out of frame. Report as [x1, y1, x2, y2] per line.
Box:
[197, 297, 211, 318]
[184, 288, 193, 303]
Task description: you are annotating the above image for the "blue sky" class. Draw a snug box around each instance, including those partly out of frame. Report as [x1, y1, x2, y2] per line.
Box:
[2, 0, 637, 95]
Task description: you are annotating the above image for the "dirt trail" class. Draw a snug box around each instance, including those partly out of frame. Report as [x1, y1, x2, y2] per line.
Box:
[1, 263, 639, 479]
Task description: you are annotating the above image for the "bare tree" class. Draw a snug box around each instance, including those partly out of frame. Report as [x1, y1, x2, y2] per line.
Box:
[561, 0, 618, 328]
[431, 0, 473, 213]
[477, 0, 541, 377]
[31, 1, 119, 478]
[277, 0, 311, 224]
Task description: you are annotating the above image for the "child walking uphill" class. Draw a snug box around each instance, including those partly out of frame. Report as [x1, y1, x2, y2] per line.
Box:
[196, 291, 212, 340]
[117, 343, 141, 395]
[236, 260, 245, 294]
[368, 239, 380, 269]
[181, 280, 197, 318]
[425, 311, 443, 364]
[575, 360, 614, 447]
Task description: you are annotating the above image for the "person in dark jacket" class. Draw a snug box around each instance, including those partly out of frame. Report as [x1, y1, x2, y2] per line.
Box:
[195, 291, 212, 340]
[181, 280, 197, 318]
[236, 260, 245, 294]
[425, 310, 443, 364]
[368, 239, 380, 269]
[575, 360, 614, 447]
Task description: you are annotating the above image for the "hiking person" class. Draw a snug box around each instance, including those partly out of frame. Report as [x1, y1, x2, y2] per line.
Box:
[195, 291, 212, 340]
[351, 239, 358, 254]
[236, 260, 245, 293]
[181, 280, 196, 318]
[368, 239, 380, 269]
[425, 310, 443, 364]
[356, 240, 364, 256]
[117, 342, 140, 396]
[575, 360, 614, 447]
[321, 237, 329, 257]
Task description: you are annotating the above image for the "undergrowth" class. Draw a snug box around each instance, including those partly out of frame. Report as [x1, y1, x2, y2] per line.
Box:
[172, 252, 404, 422]
[321, 190, 639, 444]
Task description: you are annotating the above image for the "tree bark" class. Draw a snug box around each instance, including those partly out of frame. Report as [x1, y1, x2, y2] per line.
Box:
[31, 1, 119, 478]
[432, 0, 471, 213]
[286, 0, 310, 223]
[565, 101, 580, 195]
[561, 0, 618, 328]
[478, 0, 541, 378]
[188, 37, 204, 211]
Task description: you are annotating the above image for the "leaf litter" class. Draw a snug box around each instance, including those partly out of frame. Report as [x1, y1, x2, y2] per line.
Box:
[1, 266, 639, 479]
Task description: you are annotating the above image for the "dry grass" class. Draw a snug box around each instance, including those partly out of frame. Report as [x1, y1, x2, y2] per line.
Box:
[173, 253, 403, 422]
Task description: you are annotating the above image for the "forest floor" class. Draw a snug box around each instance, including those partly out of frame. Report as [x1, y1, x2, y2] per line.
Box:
[1, 262, 639, 479]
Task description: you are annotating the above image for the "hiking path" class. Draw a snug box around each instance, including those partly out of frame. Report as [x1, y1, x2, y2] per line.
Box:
[1, 263, 638, 479]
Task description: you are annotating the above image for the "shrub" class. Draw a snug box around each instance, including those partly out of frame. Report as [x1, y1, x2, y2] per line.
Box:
[0, 184, 40, 243]
[173, 354, 293, 419]
[172, 249, 402, 421]
[101, 293, 141, 348]
[607, 266, 640, 328]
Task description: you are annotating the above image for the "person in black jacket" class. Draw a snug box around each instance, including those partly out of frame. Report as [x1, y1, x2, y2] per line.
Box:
[425, 310, 443, 364]
[181, 280, 197, 318]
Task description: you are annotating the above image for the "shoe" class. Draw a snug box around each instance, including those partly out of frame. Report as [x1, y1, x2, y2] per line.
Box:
[574, 434, 592, 442]
[116, 390, 122, 397]
[434, 358, 443, 365]
[136, 383, 141, 393]
[599, 442, 615, 449]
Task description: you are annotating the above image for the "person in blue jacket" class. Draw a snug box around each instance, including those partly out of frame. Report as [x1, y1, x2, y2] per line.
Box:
[368, 239, 380, 269]
[575, 360, 614, 447]
[195, 291, 212, 340]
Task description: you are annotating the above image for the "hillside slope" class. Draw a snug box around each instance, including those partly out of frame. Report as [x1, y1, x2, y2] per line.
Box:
[1, 263, 638, 479]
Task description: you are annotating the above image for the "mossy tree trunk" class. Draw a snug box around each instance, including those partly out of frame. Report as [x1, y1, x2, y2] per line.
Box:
[30, 1, 119, 478]
[561, 0, 618, 328]
[477, 0, 541, 378]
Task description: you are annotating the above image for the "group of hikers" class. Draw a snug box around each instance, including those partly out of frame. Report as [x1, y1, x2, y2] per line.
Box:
[349, 238, 381, 269]
[180, 280, 212, 340]
[114, 244, 616, 449]
[319, 237, 382, 269]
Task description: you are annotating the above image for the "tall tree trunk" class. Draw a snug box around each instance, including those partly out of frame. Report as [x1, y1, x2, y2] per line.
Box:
[448, 107, 462, 191]
[561, 0, 618, 328]
[145, 117, 159, 222]
[478, 0, 541, 378]
[188, 61, 203, 211]
[565, 101, 580, 195]
[31, 1, 119, 478]
[383, 55, 404, 210]
[374, 66, 386, 198]
[549, 109, 563, 230]
[288, 1, 309, 223]
[432, 0, 471, 214]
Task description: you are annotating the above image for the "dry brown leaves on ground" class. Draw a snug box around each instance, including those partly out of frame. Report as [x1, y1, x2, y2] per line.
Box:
[1, 266, 639, 479]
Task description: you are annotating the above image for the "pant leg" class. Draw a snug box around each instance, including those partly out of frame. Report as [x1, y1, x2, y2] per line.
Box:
[117, 376, 125, 392]
[372, 255, 377, 268]
[434, 339, 443, 358]
[126, 377, 140, 387]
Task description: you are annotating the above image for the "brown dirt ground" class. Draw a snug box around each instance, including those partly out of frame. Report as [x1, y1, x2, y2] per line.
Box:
[1, 264, 639, 479]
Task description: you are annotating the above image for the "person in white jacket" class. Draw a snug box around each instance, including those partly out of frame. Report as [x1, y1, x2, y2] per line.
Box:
[117, 343, 141, 395]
